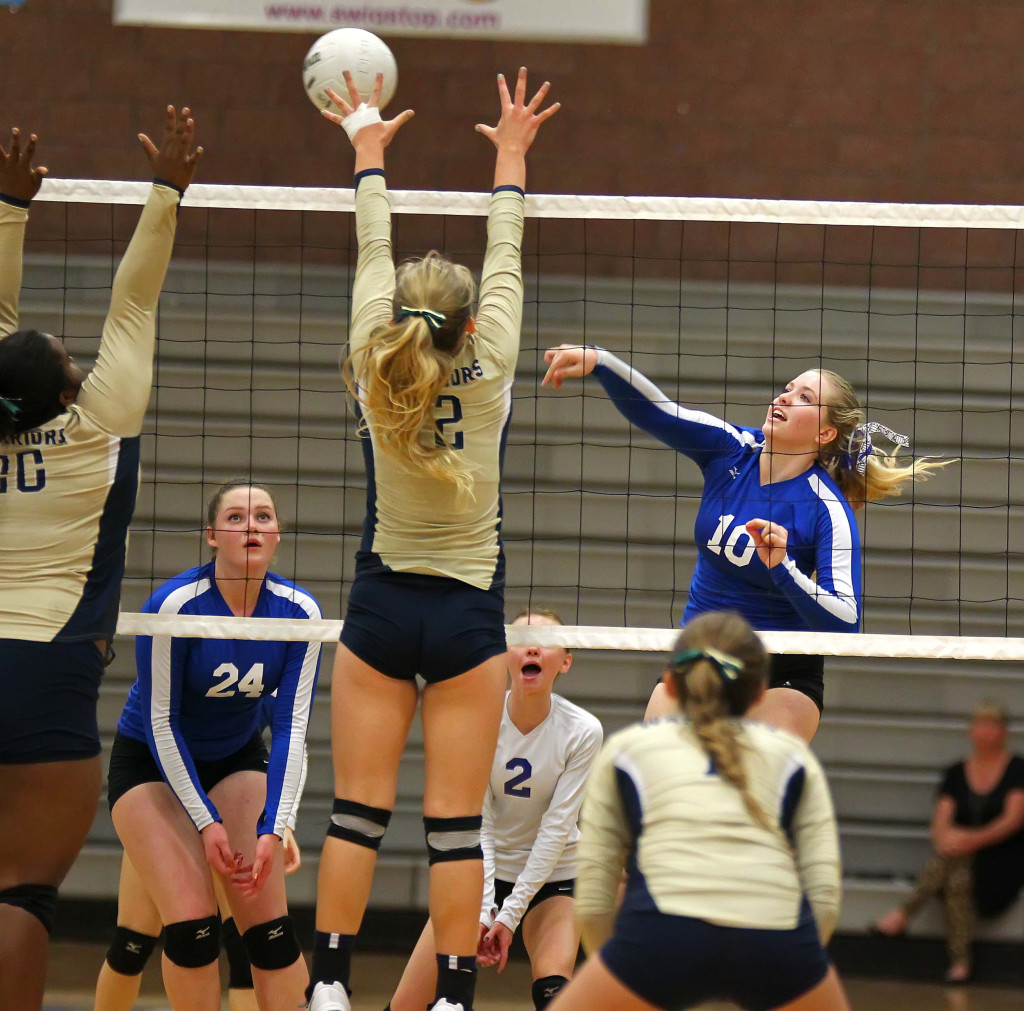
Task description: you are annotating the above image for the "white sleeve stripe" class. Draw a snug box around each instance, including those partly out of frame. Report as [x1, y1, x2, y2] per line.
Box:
[150, 578, 214, 830]
[779, 476, 858, 625]
[596, 348, 760, 449]
[265, 579, 321, 836]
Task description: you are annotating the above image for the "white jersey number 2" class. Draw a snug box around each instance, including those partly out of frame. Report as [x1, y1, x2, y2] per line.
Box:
[707, 514, 756, 567]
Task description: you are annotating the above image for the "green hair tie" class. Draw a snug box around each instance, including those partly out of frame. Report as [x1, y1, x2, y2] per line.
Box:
[396, 305, 447, 333]
[0, 395, 22, 417]
[670, 647, 742, 682]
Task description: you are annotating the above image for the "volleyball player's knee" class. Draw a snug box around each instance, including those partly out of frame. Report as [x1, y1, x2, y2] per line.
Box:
[222, 916, 254, 989]
[532, 975, 570, 1009]
[163, 915, 220, 968]
[104, 925, 159, 976]
[424, 815, 483, 864]
[327, 798, 392, 850]
[243, 914, 302, 971]
[0, 883, 59, 934]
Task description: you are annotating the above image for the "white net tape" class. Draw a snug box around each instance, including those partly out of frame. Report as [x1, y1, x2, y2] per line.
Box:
[36, 177, 1024, 227]
[113, 613, 1024, 661]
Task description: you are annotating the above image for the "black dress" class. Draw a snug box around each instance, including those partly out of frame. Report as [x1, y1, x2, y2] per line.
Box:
[939, 755, 1024, 918]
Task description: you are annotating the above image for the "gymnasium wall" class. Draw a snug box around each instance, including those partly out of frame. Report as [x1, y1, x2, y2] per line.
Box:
[2, 0, 1024, 203]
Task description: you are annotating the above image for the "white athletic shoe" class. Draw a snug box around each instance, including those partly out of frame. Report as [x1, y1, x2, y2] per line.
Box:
[429, 1001, 466, 1011]
[307, 980, 351, 1011]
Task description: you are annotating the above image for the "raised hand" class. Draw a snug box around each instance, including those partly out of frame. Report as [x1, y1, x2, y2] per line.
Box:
[322, 70, 414, 150]
[541, 344, 598, 389]
[476, 67, 560, 155]
[0, 128, 47, 201]
[138, 105, 204, 192]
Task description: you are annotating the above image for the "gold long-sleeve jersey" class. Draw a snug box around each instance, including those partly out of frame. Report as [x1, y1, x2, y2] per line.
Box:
[348, 171, 524, 591]
[0, 184, 180, 644]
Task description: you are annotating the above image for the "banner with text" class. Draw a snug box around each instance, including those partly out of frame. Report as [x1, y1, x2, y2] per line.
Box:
[113, 0, 648, 43]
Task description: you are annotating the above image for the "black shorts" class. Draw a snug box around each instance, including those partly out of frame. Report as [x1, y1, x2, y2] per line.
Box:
[0, 638, 105, 764]
[494, 877, 574, 917]
[340, 570, 506, 684]
[107, 731, 269, 812]
[769, 653, 825, 713]
[601, 901, 830, 1010]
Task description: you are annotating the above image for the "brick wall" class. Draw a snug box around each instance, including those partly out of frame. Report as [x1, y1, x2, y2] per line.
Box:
[3, 0, 1024, 201]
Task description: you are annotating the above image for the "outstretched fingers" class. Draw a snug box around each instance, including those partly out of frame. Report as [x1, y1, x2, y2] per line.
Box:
[0, 127, 48, 200]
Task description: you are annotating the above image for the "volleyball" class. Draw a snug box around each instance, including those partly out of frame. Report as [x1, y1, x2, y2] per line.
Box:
[302, 28, 398, 113]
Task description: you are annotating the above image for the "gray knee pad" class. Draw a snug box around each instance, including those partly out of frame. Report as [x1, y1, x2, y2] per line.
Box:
[243, 915, 302, 970]
[163, 915, 220, 968]
[327, 797, 392, 851]
[105, 925, 159, 976]
[0, 883, 59, 934]
[424, 815, 483, 865]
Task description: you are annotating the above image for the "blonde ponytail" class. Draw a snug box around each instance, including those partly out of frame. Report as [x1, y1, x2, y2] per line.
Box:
[669, 612, 772, 831]
[343, 251, 477, 497]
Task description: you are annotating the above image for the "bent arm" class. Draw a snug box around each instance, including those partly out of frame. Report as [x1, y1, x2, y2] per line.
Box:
[495, 723, 603, 934]
[78, 183, 181, 436]
[0, 195, 28, 338]
[768, 485, 860, 632]
[963, 790, 1024, 851]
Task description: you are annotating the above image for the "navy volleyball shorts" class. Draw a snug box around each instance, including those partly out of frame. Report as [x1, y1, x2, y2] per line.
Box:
[769, 653, 825, 713]
[340, 570, 506, 684]
[0, 638, 105, 763]
[600, 903, 830, 1010]
[107, 731, 269, 812]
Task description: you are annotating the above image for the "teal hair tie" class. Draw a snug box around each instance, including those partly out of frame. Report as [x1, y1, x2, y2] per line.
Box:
[0, 395, 22, 417]
[670, 647, 742, 682]
[397, 305, 447, 333]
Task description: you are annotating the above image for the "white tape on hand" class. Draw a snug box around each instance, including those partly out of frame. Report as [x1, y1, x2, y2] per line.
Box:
[342, 103, 383, 140]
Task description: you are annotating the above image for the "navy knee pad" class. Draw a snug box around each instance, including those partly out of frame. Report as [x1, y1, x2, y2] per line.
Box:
[222, 916, 254, 989]
[105, 925, 159, 976]
[532, 975, 570, 1009]
[163, 915, 220, 968]
[327, 797, 392, 851]
[424, 815, 483, 865]
[243, 914, 302, 971]
[0, 883, 59, 934]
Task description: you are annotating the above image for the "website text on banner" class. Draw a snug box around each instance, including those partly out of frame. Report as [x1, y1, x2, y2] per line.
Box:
[112, 0, 649, 43]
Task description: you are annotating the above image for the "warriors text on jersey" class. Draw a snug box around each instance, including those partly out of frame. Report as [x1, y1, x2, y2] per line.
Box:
[481, 691, 603, 933]
[576, 717, 841, 939]
[349, 170, 524, 592]
[0, 184, 181, 644]
[117, 561, 322, 837]
[592, 349, 861, 633]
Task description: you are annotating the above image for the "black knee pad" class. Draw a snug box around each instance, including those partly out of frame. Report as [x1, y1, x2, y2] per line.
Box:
[163, 915, 220, 968]
[532, 975, 570, 1009]
[105, 925, 159, 976]
[243, 914, 302, 971]
[327, 797, 392, 851]
[424, 815, 483, 865]
[0, 883, 59, 934]
[222, 916, 254, 989]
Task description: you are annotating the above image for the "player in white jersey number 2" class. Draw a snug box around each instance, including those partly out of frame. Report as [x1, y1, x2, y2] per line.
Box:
[387, 609, 603, 1011]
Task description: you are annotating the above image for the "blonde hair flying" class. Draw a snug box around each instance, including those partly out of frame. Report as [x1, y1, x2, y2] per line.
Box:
[344, 251, 477, 496]
[815, 369, 951, 510]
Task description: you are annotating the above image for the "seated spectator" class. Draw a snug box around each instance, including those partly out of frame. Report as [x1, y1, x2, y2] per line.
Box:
[871, 701, 1024, 983]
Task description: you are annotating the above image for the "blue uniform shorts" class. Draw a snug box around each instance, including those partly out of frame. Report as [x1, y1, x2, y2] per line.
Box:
[0, 638, 105, 763]
[340, 571, 506, 684]
[600, 902, 830, 1010]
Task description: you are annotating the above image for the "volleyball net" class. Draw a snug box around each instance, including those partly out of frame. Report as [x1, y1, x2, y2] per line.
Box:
[22, 178, 1024, 658]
